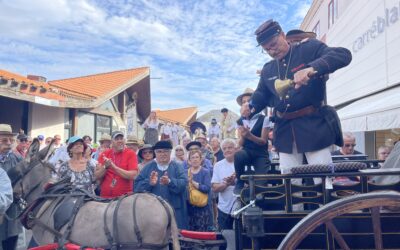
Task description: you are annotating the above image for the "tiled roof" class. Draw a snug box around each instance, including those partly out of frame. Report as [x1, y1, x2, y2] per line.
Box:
[156, 107, 198, 125]
[48, 67, 149, 99]
[0, 69, 66, 101]
[0, 67, 150, 109]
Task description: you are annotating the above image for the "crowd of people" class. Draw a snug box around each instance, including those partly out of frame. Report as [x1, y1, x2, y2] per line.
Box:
[1, 18, 400, 250]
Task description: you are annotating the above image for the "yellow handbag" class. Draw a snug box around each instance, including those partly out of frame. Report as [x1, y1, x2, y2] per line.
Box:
[188, 169, 208, 207]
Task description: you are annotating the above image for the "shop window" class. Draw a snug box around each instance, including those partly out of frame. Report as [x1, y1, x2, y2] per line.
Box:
[64, 109, 72, 140]
[78, 112, 95, 141]
[312, 21, 320, 38]
[96, 115, 112, 142]
[328, 0, 338, 29]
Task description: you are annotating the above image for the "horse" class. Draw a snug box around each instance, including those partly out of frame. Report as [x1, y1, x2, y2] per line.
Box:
[9, 139, 180, 249]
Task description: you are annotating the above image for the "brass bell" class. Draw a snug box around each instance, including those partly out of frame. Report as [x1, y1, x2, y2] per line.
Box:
[274, 79, 294, 98]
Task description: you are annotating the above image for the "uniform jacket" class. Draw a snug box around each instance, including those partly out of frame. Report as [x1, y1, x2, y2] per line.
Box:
[252, 38, 352, 153]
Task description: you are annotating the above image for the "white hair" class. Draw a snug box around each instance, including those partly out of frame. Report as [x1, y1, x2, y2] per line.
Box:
[221, 138, 237, 149]
[342, 132, 355, 141]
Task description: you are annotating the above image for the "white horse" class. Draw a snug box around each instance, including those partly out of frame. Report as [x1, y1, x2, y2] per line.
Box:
[10, 139, 180, 249]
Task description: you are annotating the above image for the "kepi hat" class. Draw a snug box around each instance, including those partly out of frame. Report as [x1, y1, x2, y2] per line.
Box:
[255, 19, 282, 46]
[236, 88, 254, 105]
[0, 124, 17, 136]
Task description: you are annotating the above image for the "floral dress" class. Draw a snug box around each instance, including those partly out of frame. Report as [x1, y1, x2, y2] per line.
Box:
[58, 160, 96, 194]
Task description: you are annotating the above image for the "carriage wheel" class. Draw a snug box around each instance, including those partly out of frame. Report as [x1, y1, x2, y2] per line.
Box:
[278, 191, 400, 250]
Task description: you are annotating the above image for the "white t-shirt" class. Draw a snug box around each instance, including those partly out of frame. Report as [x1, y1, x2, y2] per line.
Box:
[211, 159, 236, 214]
[242, 113, 271, 130]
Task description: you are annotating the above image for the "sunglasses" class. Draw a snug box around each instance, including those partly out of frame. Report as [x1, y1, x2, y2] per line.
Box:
[175, 148, 184, 151]
[142, 150, 153, 155]
[344, 144, 356, 148]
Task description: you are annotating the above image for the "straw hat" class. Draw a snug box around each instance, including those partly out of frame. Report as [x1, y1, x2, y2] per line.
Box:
[236, 88, 254, 105]
[0, 124, 17, 136]
[126, 135, 139, 145]
[99, 133, 111, 142]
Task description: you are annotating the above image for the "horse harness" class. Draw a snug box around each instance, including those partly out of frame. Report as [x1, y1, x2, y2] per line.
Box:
[21, 184, 173, 250]
[103, 193, 172, 250]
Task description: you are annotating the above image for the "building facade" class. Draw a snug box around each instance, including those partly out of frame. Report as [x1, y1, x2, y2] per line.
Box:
[301, 0, 400, 157]
[0, 67, 151, 143]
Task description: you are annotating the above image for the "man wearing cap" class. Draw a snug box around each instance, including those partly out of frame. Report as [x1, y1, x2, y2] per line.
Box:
[0, 124, 23, 250]
[96, 131, 138, 198]
[92, 133, 111, 161]
[14, 134, 29, 158]
[208, 119, 221, 140]
[250, 19, 352, 179]
[135, 140, 188, 229]
[220, 108, 236, 139]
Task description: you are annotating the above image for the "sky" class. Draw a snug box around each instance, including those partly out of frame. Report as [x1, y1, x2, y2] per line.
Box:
[0, 0, 312, 115]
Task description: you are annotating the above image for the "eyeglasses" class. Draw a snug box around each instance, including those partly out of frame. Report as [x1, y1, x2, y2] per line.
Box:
[54, 138, 61, 141]
[155, 149, 171, 154]
[344, 144, 356, 148]
[142, 150, 153, 155]
[175, 148, 184, 151]
[261, 35, 280, 53]
[188, 147, 200, 151]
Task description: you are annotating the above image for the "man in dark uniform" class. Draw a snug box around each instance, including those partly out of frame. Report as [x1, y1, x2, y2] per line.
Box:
[249, 19, 352, 180]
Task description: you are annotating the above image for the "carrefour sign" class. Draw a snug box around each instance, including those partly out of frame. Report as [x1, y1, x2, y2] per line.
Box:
[352, 1, 400, 53]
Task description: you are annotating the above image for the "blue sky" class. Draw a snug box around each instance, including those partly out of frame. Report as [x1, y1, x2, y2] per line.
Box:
[0, 0, 311, 115]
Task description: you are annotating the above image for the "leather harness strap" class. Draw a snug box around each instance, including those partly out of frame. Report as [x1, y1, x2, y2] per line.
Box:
[103, 199, 115, 248]
[57, 196, 85, 248]
[131, 195, 142, 247]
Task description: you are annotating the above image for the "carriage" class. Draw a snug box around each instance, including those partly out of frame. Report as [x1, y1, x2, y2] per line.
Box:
[179, 160, 400, 250]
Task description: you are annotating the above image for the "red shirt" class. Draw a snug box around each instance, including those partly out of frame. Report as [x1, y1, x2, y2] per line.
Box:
[98, 148, 138, 198]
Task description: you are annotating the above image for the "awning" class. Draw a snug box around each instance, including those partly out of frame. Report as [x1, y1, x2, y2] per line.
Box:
[337, 86, 400, 132]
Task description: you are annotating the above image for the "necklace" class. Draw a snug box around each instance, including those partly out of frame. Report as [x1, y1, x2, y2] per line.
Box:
[276, 45, 293, 80]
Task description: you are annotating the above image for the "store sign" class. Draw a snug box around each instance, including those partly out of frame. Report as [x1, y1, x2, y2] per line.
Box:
[352, 1, 400, 53]
[126, 103, 137, 136]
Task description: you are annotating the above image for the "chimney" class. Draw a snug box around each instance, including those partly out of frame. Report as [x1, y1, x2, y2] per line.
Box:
[27, 75, 47, 82]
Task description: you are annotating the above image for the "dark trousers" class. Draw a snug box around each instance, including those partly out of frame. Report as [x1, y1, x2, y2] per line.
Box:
[234, 148, 270, 184]
[217, 209, 234, 230]
[2, 235, 19, 250]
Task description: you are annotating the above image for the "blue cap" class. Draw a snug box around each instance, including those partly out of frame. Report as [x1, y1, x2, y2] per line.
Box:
[68, 136, 83, 144]
[37, 135, 44, 140]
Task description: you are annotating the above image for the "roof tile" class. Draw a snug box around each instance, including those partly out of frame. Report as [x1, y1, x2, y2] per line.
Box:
[156, 107, 198, 125]
[48, 67, 149, 99]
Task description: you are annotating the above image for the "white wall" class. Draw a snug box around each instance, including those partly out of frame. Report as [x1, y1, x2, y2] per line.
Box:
[28, 103, 65, 141]
[302, 0, 400, 107]
[326, 0, 400, 106]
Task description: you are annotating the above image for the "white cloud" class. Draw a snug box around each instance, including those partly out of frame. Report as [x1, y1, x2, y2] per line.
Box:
[0, 0, 312, 115]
